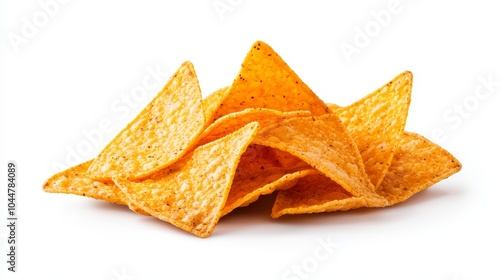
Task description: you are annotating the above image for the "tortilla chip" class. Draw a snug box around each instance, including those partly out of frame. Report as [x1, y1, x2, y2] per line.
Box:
[225, 169, 317, 216]
[253, 114, 378, 198]
[88, 61, 205, 180]
[43, 160, 150, 215]
[203, 86, 229, 128]
[326, 103, 341, 111]
[271, 132, 461, 217]
[271, 173, 374, 218]
[377, 132, 462, 205]
[113, 122, 259, 238]
[337, 71, 412, 189]
[222, 144, 312, 216]
[211, 41, 330, 121]
[43, 160, 125, 204]
[198, 108, 310, 146]
[115, 188, 150, 215]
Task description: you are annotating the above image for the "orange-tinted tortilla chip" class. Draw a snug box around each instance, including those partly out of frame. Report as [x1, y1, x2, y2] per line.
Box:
[43, 160, 125, 205]
[326, 103, 341, 112]
[88, 61, 205, 180]
[336, 71, 412, 189]
[113, 122, 259, 238]
[271, 132, 461, 217]
[253, 114, 379, 198]
[43, 160, 150, 215]
[377, 132, 462, 205]
[222, 144, 313, 216]
[225, 169, 317, 216]
[198, 108, 310, 146]
[211, 41, 330, 121]
[271, 173, 382, 218]
[202, 86, 229, 128]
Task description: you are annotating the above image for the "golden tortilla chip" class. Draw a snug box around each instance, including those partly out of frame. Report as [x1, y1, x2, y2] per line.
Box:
[225, 169, 317, 216]
[326, 103, 341, 111]
[271, 132, 461, 217]
[377, 132, 462, 205]
[222, 144, 313, 216]
[43, 160, 150, 215]
[113, 122, 259, 238]
[202, 86, 229, 128]
[211, 41, 330, 121]
[253, 114, 378, 198]
[337, 71, 412, 189]
[88, 61, 205, 181]
[43, 160, 125, 204]
[115, 188, 150, 215]
[198, 108, 310, 146]
[271, 173, 379, 218]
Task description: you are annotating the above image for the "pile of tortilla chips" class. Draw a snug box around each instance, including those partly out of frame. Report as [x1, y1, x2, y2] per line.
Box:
[43, 41, 462, 238]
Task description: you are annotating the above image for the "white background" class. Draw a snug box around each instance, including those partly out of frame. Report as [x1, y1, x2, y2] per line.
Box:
[2, 1, 499, 279]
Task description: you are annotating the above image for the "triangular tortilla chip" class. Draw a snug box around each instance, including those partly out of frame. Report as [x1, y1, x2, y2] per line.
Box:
[44, 160, 125, 205]
[88, 61, 205, 180]
[198, 108, 310, 146]
[336, 71, 412, 189]
[271, 132, 462, 217]
[271, 173, 379, 218]
[202, 86, 229, 128]
[377, 132, 462, 205]
[222, 144, 313, 216]
[253, 114, 381, 199]
[113, 122, 259, 238]
[43, 160, 150, 215]
[211, 41, 330, 121]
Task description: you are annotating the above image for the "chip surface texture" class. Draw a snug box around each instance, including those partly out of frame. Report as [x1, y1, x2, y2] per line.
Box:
[88, 61, 205, 180]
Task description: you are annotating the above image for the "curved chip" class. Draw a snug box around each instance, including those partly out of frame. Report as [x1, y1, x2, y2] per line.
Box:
[377, 132, 462, 205]
[202, 86, 229, 128]
[271, 173, 380, 218]
[43, 160, 125, 205]
[337, 71, 412, 189]
[113, 122, 259, 238]
[222, 144, 313, 216]
[272, 132, 462, 217]
[43, 160, 150, 215]
[225, 169, 317, 217]
[198, 108, 310, 146]
[88, 61, 206, 181]
[253, 114, 378, 198]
